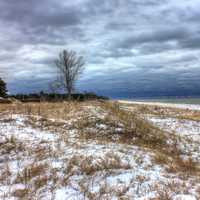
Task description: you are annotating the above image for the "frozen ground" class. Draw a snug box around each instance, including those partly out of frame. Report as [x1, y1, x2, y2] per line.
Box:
[118, 100, 200, 111]
[120, 100, 200, 163]
[0, 104, 200, 199]
[148, 116, 200, 140]
[147, 115, 200, 163]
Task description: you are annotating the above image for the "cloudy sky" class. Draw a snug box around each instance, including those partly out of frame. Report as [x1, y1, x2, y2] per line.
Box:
[0, 0, 200, 98]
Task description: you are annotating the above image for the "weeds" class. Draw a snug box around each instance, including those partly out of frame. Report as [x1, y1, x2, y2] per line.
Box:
[0, 101, 199, 199]
[15, 163, 48, 184]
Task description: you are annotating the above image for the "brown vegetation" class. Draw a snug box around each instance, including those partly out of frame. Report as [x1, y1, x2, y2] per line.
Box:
[0, 100, 200, 199]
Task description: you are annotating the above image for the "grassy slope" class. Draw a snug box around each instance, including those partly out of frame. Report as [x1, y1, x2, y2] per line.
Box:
[0, 101, 199, 199]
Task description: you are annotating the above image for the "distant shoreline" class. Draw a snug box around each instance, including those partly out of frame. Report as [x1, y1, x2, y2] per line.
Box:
[116, 96, 200, 104]
[118, 100, 200, 111]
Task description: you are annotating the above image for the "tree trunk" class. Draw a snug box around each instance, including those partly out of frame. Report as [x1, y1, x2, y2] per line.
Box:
[67, 89, 72, 101]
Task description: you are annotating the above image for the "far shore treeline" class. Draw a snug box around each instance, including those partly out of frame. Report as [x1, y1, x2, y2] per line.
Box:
[8, 92, 109, 102]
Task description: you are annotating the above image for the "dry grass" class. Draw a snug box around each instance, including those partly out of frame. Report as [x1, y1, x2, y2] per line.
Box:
[150, 180, 199, 200]
[122, 102, 200, 122]
[0, 101, 83, 119]
[0, 100, 200, 199]
[166, 156, 200, 174]
[65, 152, 131, 176]
[13, 188, 29, 198]
[109, 103, 200, 177]
[154, 152, 171, 165]
[15, 163, 48, 184]
[1, 101, 199, 176]
[98, 102, 171, 150]
[154, 152, 200, 176]
[0, 136, 24, 155]
[0, 164, 11, 185]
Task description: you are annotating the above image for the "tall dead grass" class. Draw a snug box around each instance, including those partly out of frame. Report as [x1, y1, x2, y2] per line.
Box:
[0, 101, 199, 176]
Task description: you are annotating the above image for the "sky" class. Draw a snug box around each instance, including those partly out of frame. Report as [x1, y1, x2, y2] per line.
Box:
[0, 0, 200, 98]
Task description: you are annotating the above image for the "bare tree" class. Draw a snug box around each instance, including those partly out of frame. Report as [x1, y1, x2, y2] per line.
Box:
[54, 49, 85, 99]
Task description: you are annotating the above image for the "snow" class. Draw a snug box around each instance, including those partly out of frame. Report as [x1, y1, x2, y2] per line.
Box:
[0, 114, 57, 142]
[147, 115, 200, 161]
[118, 100, 200, 111]
[173, 194, 197, 200]
[55, 187, 84, 200]
[0, 106, 200, 199]
[148, 116, 200, 140]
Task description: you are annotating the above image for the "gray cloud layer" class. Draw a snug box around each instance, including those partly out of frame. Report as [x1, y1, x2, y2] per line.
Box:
[0, 0, 200, 97]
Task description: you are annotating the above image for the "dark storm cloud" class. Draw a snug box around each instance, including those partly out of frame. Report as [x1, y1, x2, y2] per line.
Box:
[180, 35, 200, 49]
[114, 27, 189, 50]
[0, 0, 81, 28]
[0, 0, 85, 49]
[1, 0, 200, 97]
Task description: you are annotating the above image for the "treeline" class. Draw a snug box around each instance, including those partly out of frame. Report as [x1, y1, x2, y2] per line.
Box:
[9, 92, 109, 102]
[0, 49, 109, 102]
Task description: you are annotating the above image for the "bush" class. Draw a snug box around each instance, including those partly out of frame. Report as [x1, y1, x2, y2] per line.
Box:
[0, 78, 7, 97]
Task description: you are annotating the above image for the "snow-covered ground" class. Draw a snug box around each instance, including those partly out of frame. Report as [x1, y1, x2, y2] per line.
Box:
[147, 115, 200, 163]
[0, 104, 200, 199]
[118, 100, 200, 111]
[148, 116, 200, 140]
[120, 100, 200, 164]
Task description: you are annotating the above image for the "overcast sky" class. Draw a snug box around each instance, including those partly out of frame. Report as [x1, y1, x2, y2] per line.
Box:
[0, 0, 200, 98]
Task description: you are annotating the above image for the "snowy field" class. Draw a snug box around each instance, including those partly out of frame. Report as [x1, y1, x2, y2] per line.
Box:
[0, 101, 200, 199]
[118, 100, 200, 111]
